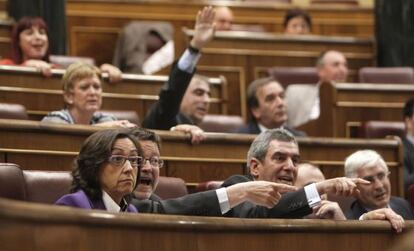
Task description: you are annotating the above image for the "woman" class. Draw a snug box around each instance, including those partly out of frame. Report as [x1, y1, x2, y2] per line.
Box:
[55, 128, 142, 212]
[41, 61, 135, 127]
[283, 9, 312, 35]
[0, 16, 121, 82]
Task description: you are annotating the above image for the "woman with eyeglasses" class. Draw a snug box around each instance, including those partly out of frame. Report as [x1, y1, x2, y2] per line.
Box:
[55, 128, 142, 212]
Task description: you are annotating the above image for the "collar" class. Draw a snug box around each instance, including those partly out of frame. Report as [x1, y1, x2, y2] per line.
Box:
[406, 134, 414, 145]
[257, 123, 284, 133]
[102, 190, 128, 212]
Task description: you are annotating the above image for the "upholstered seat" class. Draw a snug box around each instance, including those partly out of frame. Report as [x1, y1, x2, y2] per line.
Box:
[359, 121, 405, 139]
[199, 114, 244, 133]
[0, 103, 28, 120]
[101, 110, 140, 125]
[358, 67, 414, 84]
[267, 67, 319, 88]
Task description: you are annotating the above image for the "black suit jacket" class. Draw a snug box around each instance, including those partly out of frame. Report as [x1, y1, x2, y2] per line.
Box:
[131, 190, 222, 216]
[142, 62, 195, 130]
[221, 175, 312, 218]
[235, 121, 306, 137]
[346, 197, 414, 220]
[403, 137, 414, 192]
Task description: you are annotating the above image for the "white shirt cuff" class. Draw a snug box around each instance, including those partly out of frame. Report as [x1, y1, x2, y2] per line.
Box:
[177, 49, 201, 73]
[216, 187, 231, 214]
[304, 183, 322, 208]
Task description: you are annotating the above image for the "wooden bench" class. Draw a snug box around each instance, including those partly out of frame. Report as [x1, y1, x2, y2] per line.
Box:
[0, 119, 404, 196]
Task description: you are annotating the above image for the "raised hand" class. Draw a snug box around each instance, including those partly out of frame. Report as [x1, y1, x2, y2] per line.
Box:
[190, 6, 216, 50]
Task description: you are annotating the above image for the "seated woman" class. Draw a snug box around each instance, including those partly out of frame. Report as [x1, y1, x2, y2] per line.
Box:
[41, 61, 135, 127]
[283, 9, 312, 35]
[0, 16, 121, 82]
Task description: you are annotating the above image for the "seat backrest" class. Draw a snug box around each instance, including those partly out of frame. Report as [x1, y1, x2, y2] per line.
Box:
[267, 67, 319, 88]
[0, 103, 28, 120]
[199, 114, 244, 133]
[49, 55, 96, 68]
[407, 184, 414, 209]
[0, 163, 26, 201]
[154, 176, 188, 200]
[360, 121, 405, 139]
[101, 110, 140, 126]
[358, 67, 414, 84]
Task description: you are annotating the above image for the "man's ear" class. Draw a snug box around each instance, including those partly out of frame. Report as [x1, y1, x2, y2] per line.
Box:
[249, 157, 261, 179]
[251, 107, 260, 121]
[404, 116, 412, 131]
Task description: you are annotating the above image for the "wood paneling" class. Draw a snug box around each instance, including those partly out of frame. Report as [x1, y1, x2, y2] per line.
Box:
[0, 119, 404, 196]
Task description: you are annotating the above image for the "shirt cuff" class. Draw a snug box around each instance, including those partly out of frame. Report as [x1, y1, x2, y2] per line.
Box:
[304, 183, 322, 208]
[216, 187, 231, 214]
[177, 49, 201, 73]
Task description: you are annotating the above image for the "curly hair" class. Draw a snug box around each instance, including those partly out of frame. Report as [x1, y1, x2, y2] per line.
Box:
[71, 128, 142, 202]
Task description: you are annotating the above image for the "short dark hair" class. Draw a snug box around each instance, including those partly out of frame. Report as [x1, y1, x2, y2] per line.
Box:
[131, 127, 161, 151]
[403, 98, 414, 119]
[283, 9, 312, 31]
[247, 77, 277, 109]
[11, 16, 50, 64]
[71, 128, 142, 201]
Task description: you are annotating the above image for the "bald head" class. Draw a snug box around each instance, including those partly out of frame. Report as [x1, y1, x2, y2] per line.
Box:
[317, 50, 349, 83]
[214, 6, 234, 31]
[295, 163, 325, 188]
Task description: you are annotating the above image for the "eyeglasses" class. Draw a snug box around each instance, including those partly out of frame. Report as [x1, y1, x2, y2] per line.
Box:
[143, 157, 164, 168]
[362, 171, 390, 183]
[108, 155, 142, 168]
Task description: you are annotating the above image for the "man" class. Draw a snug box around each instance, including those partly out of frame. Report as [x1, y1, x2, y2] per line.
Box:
[285, 50, 349, 128]
[344, 149, 413, 232]
[214, 6, 234, 31]
[295, 163, 346, 220]
[131, 128, 297, 215]
[403, 98, 414, 192]
[221, 128, 368, 218]
[142, 6, 214, 141]
[235, 77, 305, 136]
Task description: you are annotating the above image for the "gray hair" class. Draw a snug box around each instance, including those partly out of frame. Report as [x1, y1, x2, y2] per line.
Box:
[344, 149, 388, 178]
[246, 128, 297, 171]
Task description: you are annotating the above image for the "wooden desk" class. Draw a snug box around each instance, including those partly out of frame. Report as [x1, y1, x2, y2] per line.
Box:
[0, 119, 404, 196]
[298, 82, 414, 139]
[0, 65, 228, 119]
[0, 198, 412, 251]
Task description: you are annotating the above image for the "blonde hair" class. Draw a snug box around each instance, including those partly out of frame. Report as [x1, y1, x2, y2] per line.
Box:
[62, 62, 101, 94]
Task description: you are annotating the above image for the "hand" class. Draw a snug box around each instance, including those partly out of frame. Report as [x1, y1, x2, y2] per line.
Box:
[171, 124, 206, 144]
[94, 120, 137, 128]
[100, 63, 123, 83]
[313, 200, 346, 220]
[315, 177, 369, 197]
[362, 208, 405, 233]
[190, 6, 216, 50]
[23, 59, 52, 77]
[226, 181, 297, 209]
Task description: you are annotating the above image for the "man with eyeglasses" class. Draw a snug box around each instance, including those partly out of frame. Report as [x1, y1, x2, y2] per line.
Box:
[130, 128, 297, 215]
[344, 149, 414, 232]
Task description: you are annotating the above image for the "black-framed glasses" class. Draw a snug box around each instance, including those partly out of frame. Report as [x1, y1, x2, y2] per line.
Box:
[108, 155, 142, 168]
[143, 157, 164, 168]
[362, 171, 390, 183]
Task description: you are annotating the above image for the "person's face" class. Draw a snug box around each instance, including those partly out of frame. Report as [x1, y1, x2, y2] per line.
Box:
[284, 16, 310, 35]
[99, 138, 140, 203]
[318, 51, 349, 83]
[251, 82, 288, 129]
[355, 163, 391, 210]
[295, 164, 325, 188]
[180, 77, 210, 124]
[135, 140, 161, 200]
[19, 25, 49, 61]
[404, 112, 414, 137]
[250, 139, 300, 186]
[65, 75, 103, 115]
[214, 7, 234, 31]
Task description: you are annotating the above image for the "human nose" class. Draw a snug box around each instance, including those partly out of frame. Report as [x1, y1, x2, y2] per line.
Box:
[284, 157, 295, 170]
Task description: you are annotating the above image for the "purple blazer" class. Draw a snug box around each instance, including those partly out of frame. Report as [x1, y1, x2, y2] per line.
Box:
[55, 189, 138, 213]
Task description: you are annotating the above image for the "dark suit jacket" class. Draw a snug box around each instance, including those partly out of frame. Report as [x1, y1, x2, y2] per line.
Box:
[221, 175, 312, 218]
[403, 138, 414, 192]
[235, 121, 306, 137]
[346, 197, 414, 220]
[143, 62, 195, 130]
[131, 190, 222, 216]
[55, 189, 137, 213]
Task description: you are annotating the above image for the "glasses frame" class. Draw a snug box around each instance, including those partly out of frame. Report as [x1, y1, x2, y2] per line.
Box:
[143, 157, 164, 168]
[108, 155, 143, 168]
[362, 171, 390, 183]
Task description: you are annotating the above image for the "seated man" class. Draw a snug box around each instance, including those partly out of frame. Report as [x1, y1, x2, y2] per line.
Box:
[344, 149, 413, 232]
[403, 98, 414, 193]
[221, 128, 368, 219]
[285, 50, 349, 128]
[142, 6, 214, 143]
[131, 128, 296, 215]
[235, 77, 305, 136]
[295, 163, 346, 220]
[214, 6, 234, 31]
